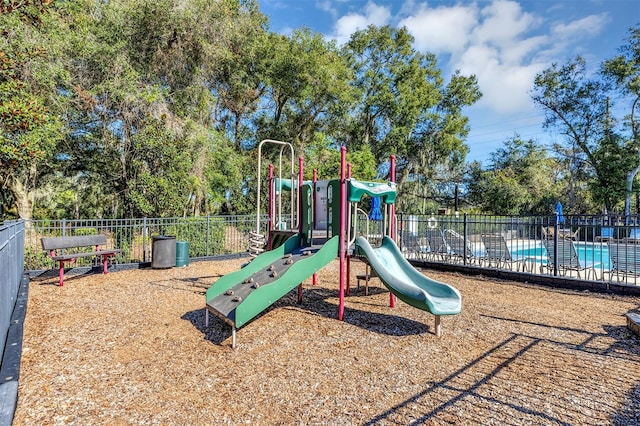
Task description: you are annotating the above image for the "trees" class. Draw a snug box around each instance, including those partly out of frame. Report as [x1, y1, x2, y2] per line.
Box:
[0, 1, 64, 219]
[1, 2, 480, 220]
[531, 26, 640, 215]
[531, 57, 614, 211]
[466, 137, 559, 214]
[257, 29, 356, 152]
[342, 25, 481, 213]
[601, 25, 640, 218]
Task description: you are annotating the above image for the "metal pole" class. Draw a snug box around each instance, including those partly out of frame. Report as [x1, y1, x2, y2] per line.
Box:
[554, 212, 559, 276]
[389, 155, 396, 308]
[143, 217, 147, 262]
[463, 213, 468, 266]
[269, 163, 274, 234]
[206, 215, 210, 256]
[338, 146, 347, 321]
[298, 156, 304, 236]
[312, 169, 318, 245]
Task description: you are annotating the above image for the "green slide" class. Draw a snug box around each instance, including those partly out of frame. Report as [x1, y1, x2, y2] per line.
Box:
[355, 236, 461, 335]
[206, 234, 339, 330]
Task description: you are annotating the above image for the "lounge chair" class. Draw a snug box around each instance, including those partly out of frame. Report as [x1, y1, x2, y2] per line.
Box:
[480, 234, 524, 271]
[400, 232, 428, 260]
[595, 227, 615, 242]
[443, 229, 477, 264]
[607, 242, 640, 282]
[542, 239, 596, 279]
[424, 228, 448, 261]
[624, 227, 640, 244]
[543, 226, 579, 240]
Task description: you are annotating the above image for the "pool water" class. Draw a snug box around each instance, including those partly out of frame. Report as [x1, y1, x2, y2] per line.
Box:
[512, 243, 611, 271]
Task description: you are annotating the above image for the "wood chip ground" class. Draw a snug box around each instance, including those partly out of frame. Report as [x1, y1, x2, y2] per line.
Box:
[13, 259, 640, 425]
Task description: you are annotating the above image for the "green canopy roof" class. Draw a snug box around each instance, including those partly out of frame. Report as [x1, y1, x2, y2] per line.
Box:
[347, 180, 396, 204]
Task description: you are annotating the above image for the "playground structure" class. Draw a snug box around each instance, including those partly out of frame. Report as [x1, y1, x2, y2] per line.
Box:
[205, 140, 462, 348]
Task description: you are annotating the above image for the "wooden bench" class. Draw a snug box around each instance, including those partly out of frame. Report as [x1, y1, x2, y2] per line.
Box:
[41, 235, 122, 286]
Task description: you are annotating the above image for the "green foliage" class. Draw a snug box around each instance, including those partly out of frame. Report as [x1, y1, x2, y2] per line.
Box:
[9, 3, 636, 219]
[74, 227, 98, 236]
[467, 137, 561, 215]
[531, 39, 640, 214]
[0, 2, 64, 218]
[164, 217, 225, 257]
[589, 133, 638, 212]
[601, 25, 640, 217]
[23, 245, 50, 270]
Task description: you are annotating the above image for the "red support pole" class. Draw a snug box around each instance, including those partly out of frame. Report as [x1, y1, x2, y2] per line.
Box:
[389, 154, 396, 308]
[58, 261, 64, 286]
[313, 169, 318, 234]
[346, 162, 352, 296]
[313, 273, 317, 286]
[338, 146, 347, 320]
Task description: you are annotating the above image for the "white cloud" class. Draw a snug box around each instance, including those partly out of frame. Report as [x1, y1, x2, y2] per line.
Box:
[332, 2, 392, 44]
[316, 0, 337, 19]
[399, 4, 478, 54]
[327, 0, 610, 116]
[472, 0, 540, 46]
[552, 13, 611, 39]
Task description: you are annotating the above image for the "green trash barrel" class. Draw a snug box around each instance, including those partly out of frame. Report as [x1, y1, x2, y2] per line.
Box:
[176, 241, 189, 267]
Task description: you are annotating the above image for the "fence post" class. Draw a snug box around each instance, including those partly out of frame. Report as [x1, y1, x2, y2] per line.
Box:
[143, 217, 147, 262]
[61, 218, 66, 237]
[398, 212, 404, 250]
[206, 215, 211, 256]
[463, 213, 468, 266]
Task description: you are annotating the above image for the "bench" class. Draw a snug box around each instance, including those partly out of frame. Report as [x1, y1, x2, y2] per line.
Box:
[41, 235, 122, 286]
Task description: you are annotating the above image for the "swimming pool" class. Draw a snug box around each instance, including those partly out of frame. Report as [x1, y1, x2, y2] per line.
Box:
[511, 242, 611, 271]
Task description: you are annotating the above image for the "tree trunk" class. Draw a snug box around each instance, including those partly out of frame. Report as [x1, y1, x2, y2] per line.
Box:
[10, 176, 34, 220]
[624, 165, 640, 223]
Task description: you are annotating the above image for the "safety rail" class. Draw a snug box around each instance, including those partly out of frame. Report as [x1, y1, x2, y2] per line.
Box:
[1, 220, 25, 366]
[1, 219, 26, 426]
[24, 215, 268, 271]
[397, 213, 640, 287]
[13, 212, 640, 288]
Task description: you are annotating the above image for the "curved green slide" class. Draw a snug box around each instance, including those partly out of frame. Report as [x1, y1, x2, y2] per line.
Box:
[355, 236, 461, 335]
[206, 235, 339, 331]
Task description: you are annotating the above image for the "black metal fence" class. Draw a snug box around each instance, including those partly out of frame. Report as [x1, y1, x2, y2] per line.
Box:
[397, 213, 640, 286]
[24, 215, 264, 271]
[12, 212, 640, 287]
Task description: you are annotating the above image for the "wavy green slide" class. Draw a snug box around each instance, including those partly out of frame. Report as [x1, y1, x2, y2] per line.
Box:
[206, 234, 339, 340]
[355, 236, 462, 336]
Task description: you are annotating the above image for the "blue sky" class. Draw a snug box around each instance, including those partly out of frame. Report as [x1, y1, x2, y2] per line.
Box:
[259, 0, 639, 165]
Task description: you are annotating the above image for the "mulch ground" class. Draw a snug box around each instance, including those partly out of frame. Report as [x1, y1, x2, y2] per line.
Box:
[12, 258, 640, 425]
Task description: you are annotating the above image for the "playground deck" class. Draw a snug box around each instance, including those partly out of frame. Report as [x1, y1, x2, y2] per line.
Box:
[13, 258, 640, 425]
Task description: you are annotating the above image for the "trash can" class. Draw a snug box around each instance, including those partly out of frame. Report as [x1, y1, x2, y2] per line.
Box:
[176, 241, 189, 267]
[152, 236, 176, 268]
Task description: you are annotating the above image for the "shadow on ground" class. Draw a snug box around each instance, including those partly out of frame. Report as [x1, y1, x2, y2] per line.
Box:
[364, 314, 640, 425]
[182, 284, 432, 347]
